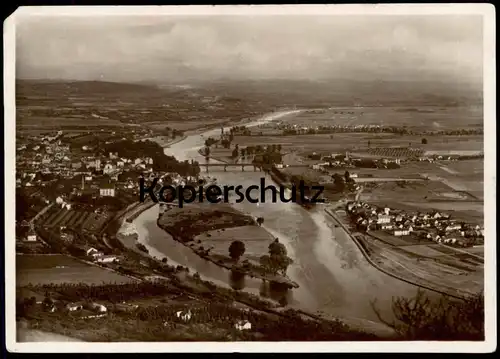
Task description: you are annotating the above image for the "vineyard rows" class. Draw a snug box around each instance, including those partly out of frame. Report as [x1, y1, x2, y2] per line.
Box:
[42, 207, 112, 233]
[366, 147, 425, 158]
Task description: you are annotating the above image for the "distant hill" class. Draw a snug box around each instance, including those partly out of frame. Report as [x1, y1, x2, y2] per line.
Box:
[188, 78, 483, 107]
[16, 79, 157, 97]
[16, 78, 482, 108]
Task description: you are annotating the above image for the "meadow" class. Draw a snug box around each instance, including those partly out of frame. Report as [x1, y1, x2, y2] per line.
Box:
[16, 254, 136, 286]
[194, 225, 275, 262]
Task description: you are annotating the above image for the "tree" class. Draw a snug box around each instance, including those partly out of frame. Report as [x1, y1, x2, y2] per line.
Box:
[371, 289, 484, 340]
[332, 173, 346, 192]
[42, 295, 53, 310]
[344, 171, 350, 183]
[259, 255, 271, 269]
[269, 238, 286, 257]
[272, 255, 293, 276]
[421, 138, 428, 144]
[228, 240, 246, 261]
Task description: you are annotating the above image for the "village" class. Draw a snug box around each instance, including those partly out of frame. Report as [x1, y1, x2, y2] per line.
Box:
[346, 201, 484, 248]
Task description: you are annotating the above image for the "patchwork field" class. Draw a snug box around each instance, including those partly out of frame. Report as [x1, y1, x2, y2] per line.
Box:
[281, 106, 483, 131]
[356, 159, 484, 222]
[16, 254, 136, 285]
[359, 179, 468, 202]
[418, 160, 484, 200]
[234, 132, 483, 159]
[359, 233, 483, 298]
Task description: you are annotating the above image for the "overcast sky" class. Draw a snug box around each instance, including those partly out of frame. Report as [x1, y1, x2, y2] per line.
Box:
[16, 15, 483, 84]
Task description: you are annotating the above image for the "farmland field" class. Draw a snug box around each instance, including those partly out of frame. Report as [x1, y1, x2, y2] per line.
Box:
[16, 254, 136, 285]
[281, 106, 483, 131]
[360, 233, 483, 297]
[402, 202, 484, 217]
[399, 244, 458, 258]
[16, 115, 124, 132]
[234, 133, 483, 158]
[359, 180, 467, 203]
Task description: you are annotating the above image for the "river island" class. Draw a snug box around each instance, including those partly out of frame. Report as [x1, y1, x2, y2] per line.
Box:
[156, 202, 299, 290]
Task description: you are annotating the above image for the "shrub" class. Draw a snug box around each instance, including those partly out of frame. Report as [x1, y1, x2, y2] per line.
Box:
[371, 289, 484, 340]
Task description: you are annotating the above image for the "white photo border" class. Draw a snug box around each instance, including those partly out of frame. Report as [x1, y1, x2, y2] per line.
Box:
[4, 3, 496, 353]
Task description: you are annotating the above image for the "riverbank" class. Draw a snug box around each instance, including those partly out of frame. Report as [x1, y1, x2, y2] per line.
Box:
[125, 201, 158, 222]
[324, 207, 473, 300]
[149, 135, 188, 149]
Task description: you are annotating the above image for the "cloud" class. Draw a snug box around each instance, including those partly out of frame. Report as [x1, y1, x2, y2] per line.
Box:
[15, 14, 483, 83]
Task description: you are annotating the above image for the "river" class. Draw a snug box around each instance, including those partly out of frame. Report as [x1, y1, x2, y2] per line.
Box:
[133, 110, 427, 328]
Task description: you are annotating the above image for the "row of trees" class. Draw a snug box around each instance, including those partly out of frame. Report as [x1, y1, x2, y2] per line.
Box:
[282, 125, 483, 137]
[204, 131, 283, 163]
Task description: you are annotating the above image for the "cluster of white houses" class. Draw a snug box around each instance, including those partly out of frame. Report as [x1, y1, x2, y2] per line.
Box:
[347, 201, 484, 246]
[85, 247, 120, 264]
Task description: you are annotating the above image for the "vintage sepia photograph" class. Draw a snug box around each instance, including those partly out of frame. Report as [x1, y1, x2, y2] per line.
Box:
[4, 4, 496, 353]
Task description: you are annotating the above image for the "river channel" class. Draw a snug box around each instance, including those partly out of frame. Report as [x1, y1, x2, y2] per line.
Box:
[133, 110, 426, 328]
